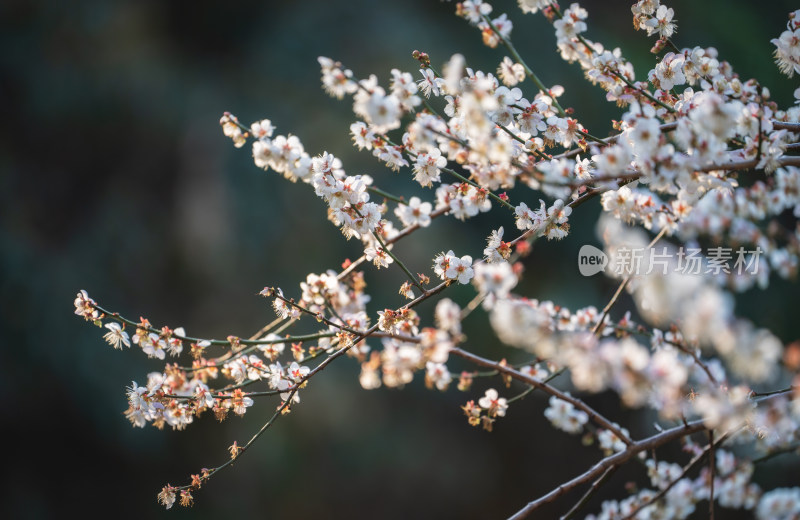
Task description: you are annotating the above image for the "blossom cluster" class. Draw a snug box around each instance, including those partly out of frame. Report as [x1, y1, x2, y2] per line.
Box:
[76, 0, 800, 516]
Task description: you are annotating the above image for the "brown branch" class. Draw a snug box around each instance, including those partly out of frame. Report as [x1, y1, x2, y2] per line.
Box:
[560, 464, 619, 520]
[553, 122, 678, 161]
[620, 428, 735, 520]
[696, 156, 800, 172]
[709, 430, 716, 520]
[772, 121, 800, 132]
[507, 420, 707, 520]
[450, 347, 633, 446]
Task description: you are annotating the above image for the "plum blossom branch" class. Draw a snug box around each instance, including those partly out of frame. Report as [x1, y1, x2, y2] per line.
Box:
[560, 464, 619, 520]
[480, 13, 568, 117]
[450, 347, 633, 446]
[619, 428, 737, 520]
[507, 420, 708, 520]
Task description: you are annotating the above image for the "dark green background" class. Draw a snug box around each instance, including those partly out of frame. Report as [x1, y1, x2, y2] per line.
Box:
[2, 0, 798, 518]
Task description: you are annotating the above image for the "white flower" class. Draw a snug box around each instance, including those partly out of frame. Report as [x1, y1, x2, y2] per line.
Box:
[257, 333, 285, 360]
[390, 68, 422, 110]
[433, 250, 456, 279]
[490, 13, 513, 40]
[364, 246, 394, 269]
[426, 361, 452, 391]
[484, 227, 505, 263]
[364, 90, 401, 132]
[497, 56, 525, 86]
[375, 144, 409, 171]
[394, 196, 433, 228]
[273, 293, 299, 320]
[515, 202, 537, 231]
[543, 116, 568, 143]
[250, 119, 274, 140]
[318, 56, 357, 99]
[597, 427, 629, 454]
[221, 113, 246, 148]
[473, 262, 517, 300]
[460, 0, 492, 24]
[74, 290, 98, 319]
[435, 298, 462, 335]
[350, 121, 375, 151]
[277, 378, 301, 404]
[158, 486, 177, 509]
[445, 254, 474, 284]
[418, 68, 444, 98]
[413, 149, 446, 187]
[478, 388, 508, 417]
[103, 322, 130, 350]
[644, 5, 676, 38]
[771, 24, 800, 77]
[652, 53, 686, 91]
[517, 0, 549, 14]
[140, 333, 166, 360]
[193, 382, 215, 409]
[165, 327, 184, 357]
[756, 487, 800, 520]
[544, 396, 588, 434]
[226, 389, 254, 416]
[287, 362, 310, 383]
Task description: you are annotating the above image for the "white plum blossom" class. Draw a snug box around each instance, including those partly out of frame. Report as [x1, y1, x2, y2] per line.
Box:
[517, 0, 549, 15]
[364, 246, 394, 269]
[644, 5, 676, 38]
[473, 262, 517, 300]
[771, 12, 800, 77]
[426, 362, 452, 391]
[756, 488, 800, 520]
[459, 0, 492, 24]
[363, 89, 402, 133]
[435, 298, 462, 335]
[544, 396, 589, 434]
[394, 196, 433, 227]
[478, 388, 508, 417]
[103, 322, 130, 350]
[413, 149, 446, 187]
[444, 254, 474, 284]
[652, 52, 686, 91]
[483, 227, 510, 263]
[418, 68, 444, 98]
[390, 68, 422, 110]
[497, 56, 525, 86]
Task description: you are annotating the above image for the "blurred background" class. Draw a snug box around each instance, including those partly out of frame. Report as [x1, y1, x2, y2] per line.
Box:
[2, 0, 798, 518]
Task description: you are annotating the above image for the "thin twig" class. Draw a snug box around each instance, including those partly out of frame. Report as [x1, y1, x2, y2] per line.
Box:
[507, 420, 708, 520]
[450, 347, 632, 446]
[709, 430, 716, 520]
[592, 226, 669, 336]
[620, 428, 735, 520]
[560, 465, 619, 520]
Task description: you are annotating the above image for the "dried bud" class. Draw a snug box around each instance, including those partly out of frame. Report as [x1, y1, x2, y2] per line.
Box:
[190, 342, 204, 359]
[399, 281, 415, 300]
[227, 335, 242, 352]
[213, 404, 228, 422]
[180, 490, 194, 507]
[229, 441, 242, 459]
[650, 38, 667, 54]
